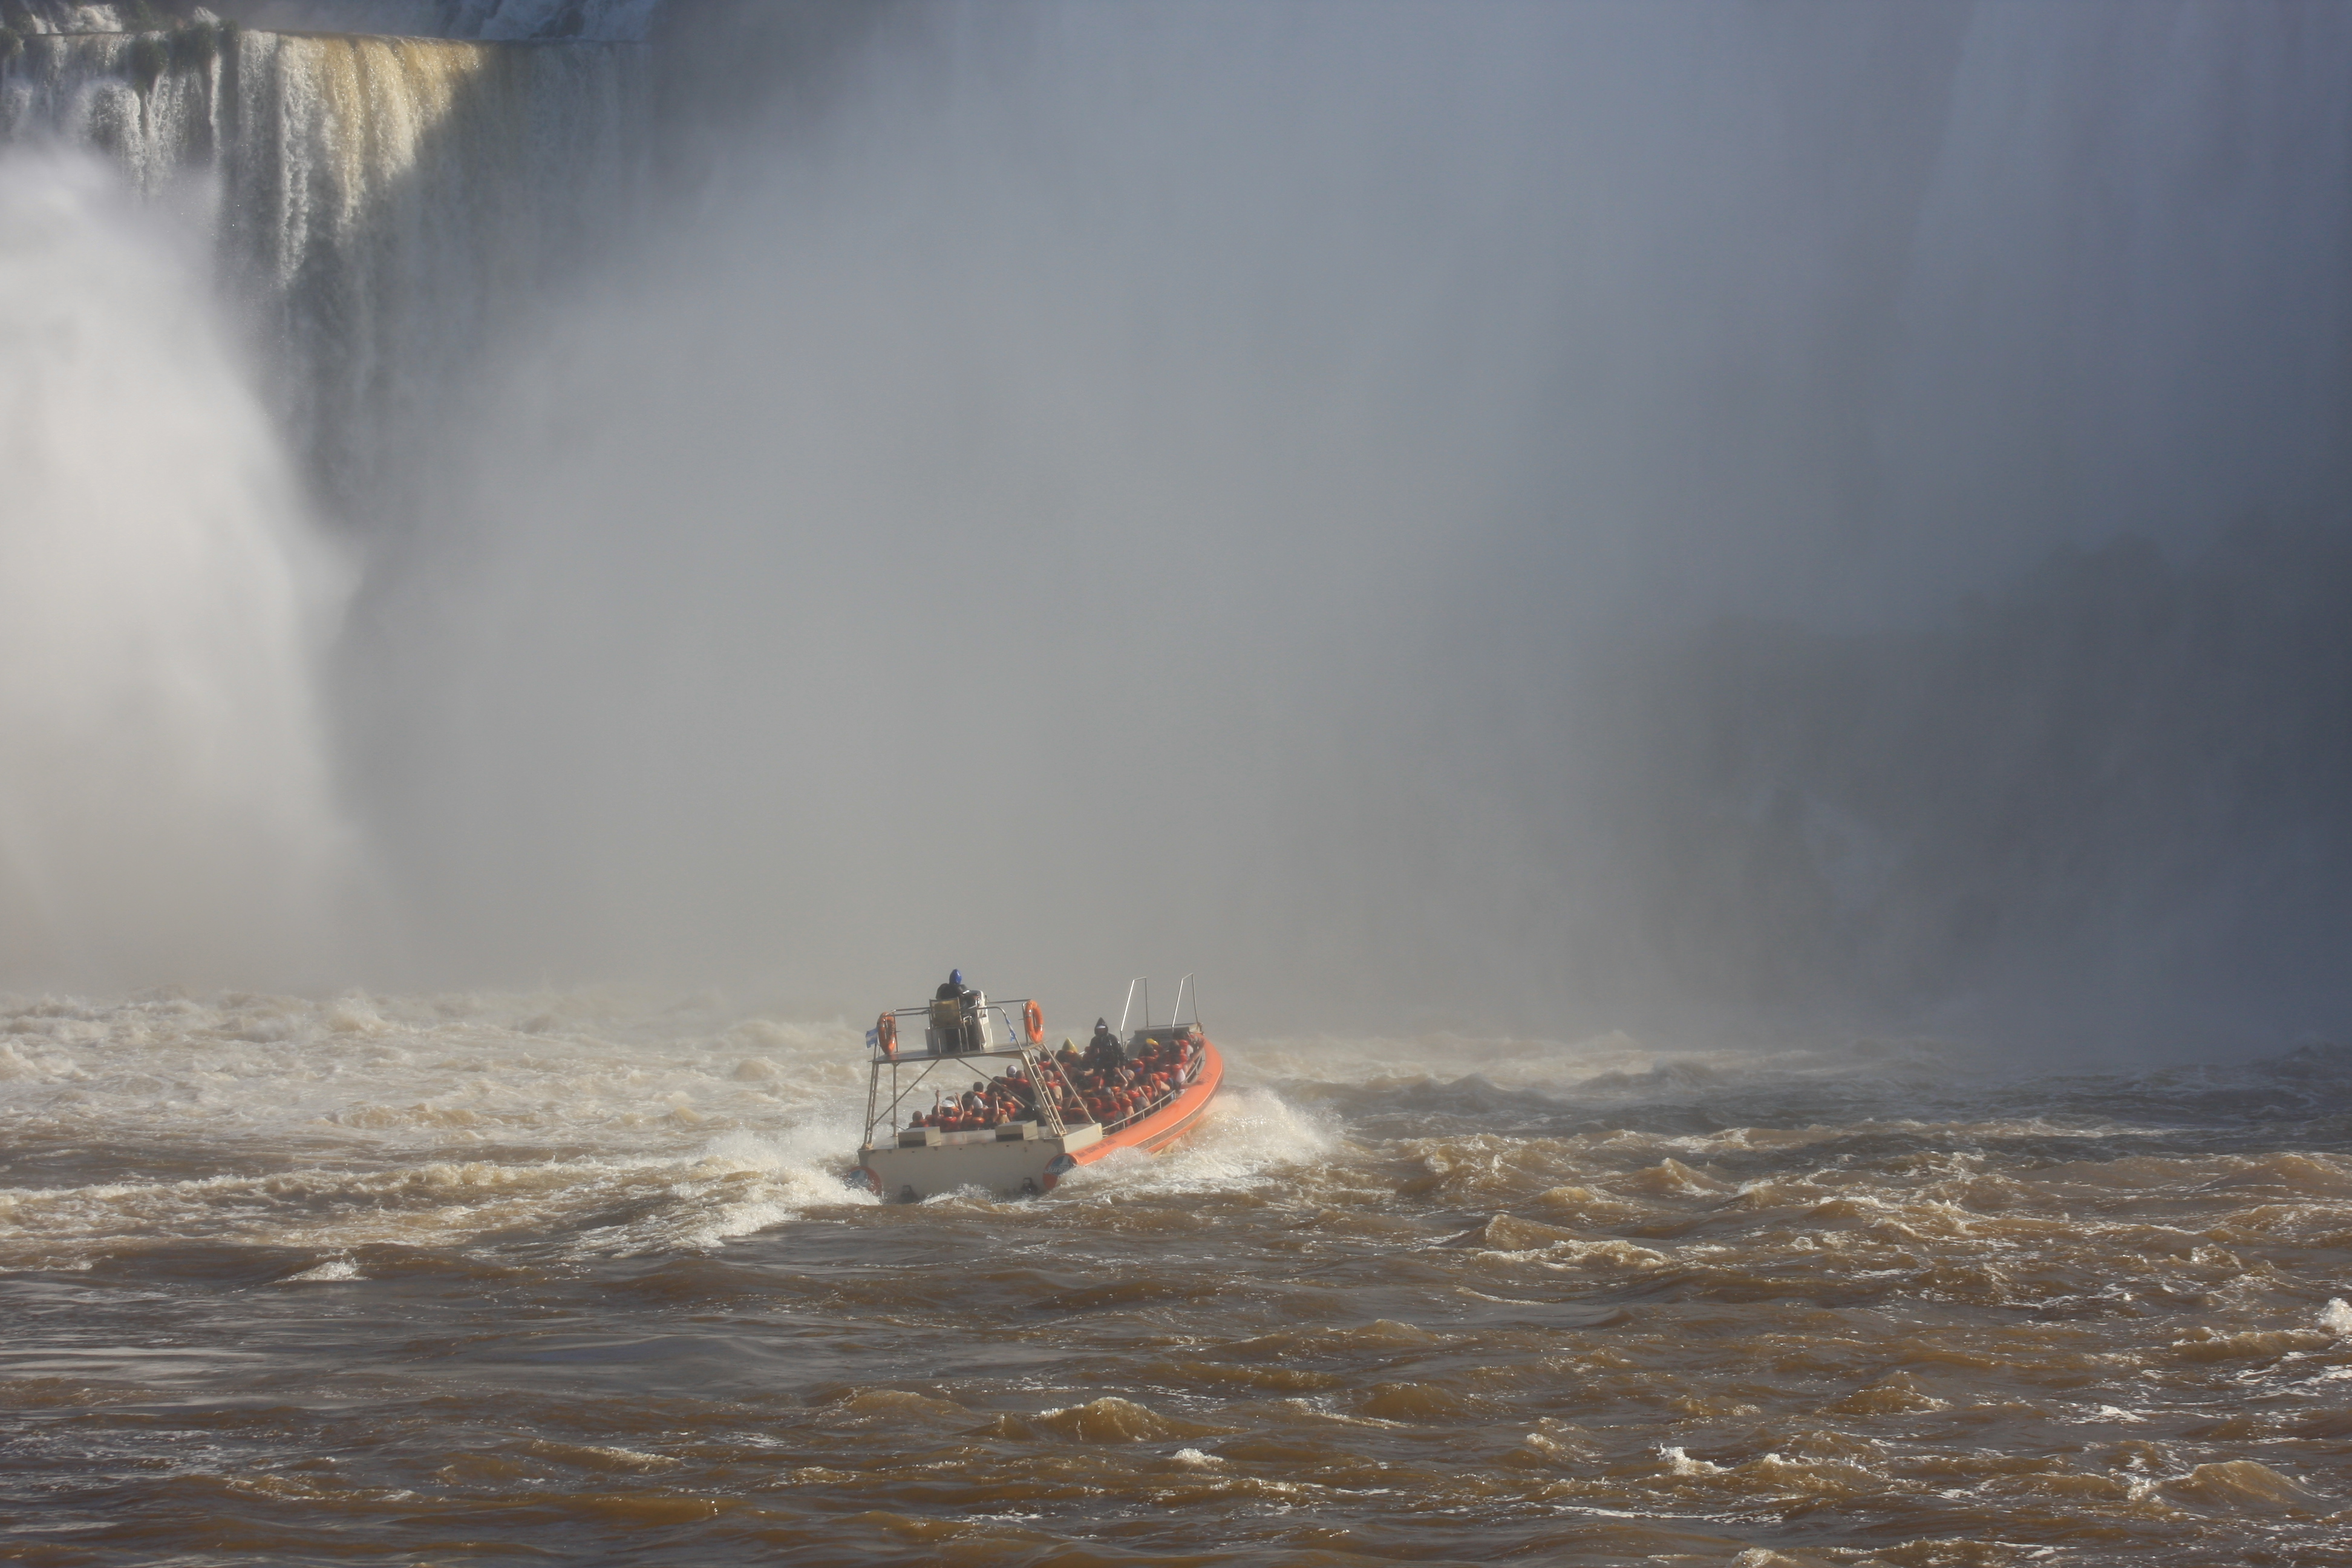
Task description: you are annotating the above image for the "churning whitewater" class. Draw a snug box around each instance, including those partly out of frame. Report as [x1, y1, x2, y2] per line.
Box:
[5, 1, 2352, 1564]
[5, 993, 2352, 1563]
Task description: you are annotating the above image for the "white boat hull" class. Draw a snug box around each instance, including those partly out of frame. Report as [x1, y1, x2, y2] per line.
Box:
[861, 1121, 1103, 1203]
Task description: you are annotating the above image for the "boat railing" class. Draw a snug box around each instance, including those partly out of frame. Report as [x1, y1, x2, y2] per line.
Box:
[868, 997, 1048, 1062]
[1116, 975, 1205, 1048]
[862, 993, 1081, 1147]
[1116, 977, 1148, 1037]
[861, 981, 1211, 1150]
[1170, 973, 1200, 1031]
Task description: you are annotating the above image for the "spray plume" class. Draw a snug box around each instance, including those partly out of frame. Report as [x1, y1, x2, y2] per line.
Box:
[0, 2, 2345, 1051]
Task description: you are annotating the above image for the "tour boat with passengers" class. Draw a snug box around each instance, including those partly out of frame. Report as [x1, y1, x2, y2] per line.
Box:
[855, 975, 1224, 1203]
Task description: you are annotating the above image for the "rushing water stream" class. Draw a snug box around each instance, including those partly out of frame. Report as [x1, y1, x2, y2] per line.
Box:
[4, 992, 2352, 1564]
[4, 5, 2351, 1563]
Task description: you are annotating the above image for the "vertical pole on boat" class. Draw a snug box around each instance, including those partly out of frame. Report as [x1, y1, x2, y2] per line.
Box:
[863, 1054, 880, 1149]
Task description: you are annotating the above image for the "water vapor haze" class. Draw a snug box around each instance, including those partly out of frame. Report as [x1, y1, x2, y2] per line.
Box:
[0, 151, 351, 985]
[2, 1, 2347, 1051]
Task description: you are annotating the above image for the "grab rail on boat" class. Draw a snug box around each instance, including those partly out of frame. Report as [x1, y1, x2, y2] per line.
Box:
[1118, 975, 1202, 1037]
[1170, 973, 1199, 1032]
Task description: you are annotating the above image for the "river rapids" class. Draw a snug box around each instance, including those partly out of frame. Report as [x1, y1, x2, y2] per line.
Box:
[4, 991, 2351, 1564]
[5, 3, 2351, 1563]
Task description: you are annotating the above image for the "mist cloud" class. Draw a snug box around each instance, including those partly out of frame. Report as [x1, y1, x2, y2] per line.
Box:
[336, 2, 2348, 1050]
[2, 1, 2343, 1050]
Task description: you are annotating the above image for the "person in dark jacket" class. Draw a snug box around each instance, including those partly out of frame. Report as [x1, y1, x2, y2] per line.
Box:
[931, 969, 979, 1053]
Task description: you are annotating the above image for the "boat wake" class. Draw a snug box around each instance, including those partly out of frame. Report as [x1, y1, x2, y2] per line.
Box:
[1051, 1087, 1339, 1201]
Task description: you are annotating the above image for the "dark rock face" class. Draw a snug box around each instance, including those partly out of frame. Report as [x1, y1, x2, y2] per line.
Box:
[1579, 521, 2352, 1042]
[199, 0, 659, 40]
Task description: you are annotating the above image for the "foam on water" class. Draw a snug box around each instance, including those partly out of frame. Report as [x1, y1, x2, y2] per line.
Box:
[0, 990, 860, 1145]
[2, 989, 2344, 1283]
[0, 1138, 877, 1269]
[0, 988, 884, 1266]
[4, 993, 2351, 1564]
[1053, 1086, 1340, 1203]
[1237, 1028, 1973, 1111]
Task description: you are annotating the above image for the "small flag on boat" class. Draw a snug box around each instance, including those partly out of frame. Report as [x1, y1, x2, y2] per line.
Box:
[865, 1027, 880, 1051]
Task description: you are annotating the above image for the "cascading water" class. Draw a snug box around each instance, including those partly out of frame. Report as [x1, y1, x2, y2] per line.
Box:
[0, 4, 647, 985]
[0, 148, 347, 984]
[1, 10, 647, 510]
[4, 11, 2352, 1562]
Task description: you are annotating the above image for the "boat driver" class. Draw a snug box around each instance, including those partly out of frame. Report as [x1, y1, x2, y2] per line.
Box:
[1088, 1018, 1125, 1069]
[931, 969, 980, 1054]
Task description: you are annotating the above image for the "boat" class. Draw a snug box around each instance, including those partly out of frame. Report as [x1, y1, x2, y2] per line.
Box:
[854, 975, 1224, 1203]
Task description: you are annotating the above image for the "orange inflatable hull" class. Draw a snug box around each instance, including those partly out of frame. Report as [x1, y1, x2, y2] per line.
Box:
[1050, 1040, 1224, 1185]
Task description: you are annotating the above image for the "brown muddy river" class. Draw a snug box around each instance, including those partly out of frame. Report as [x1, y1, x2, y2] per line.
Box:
[4, 991, 2351, 1566]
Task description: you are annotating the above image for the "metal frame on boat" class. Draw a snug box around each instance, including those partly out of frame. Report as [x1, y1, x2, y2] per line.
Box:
[855, 978, 1224, 1203]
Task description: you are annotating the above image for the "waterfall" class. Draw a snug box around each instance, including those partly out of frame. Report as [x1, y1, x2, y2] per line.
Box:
[1, 17, 648, 509]
[0, 11, 645, 986]
[0, 149, 349, 985]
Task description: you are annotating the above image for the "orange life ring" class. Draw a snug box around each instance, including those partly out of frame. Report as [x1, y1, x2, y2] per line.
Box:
[1022, 999, 1044, 1045]
[875, 1011, 898, 1057]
